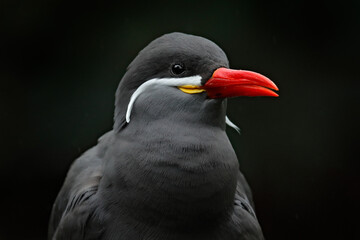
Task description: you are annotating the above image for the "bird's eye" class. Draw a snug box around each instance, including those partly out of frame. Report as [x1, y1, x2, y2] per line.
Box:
[171, 64, 185, 75]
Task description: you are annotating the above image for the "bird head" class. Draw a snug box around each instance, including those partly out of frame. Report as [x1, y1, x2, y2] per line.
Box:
[114, 32, 278, 131]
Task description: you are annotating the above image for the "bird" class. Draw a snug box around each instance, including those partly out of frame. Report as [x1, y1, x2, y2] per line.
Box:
[48, 32, 278, 240]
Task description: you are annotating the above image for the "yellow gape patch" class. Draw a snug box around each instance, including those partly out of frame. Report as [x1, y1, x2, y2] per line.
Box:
[178, 85, 206, 94]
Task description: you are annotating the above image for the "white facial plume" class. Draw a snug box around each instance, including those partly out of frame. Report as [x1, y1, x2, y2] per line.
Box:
[125, 75, 240, 133]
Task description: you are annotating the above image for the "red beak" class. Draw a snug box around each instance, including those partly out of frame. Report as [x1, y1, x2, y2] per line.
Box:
[203, 67, 279, 98]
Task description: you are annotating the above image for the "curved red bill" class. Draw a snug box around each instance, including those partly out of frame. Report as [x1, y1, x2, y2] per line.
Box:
[203, 68, 279, 98]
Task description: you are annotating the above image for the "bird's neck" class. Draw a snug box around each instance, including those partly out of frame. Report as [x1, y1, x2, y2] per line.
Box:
[100, 98, 239, 229]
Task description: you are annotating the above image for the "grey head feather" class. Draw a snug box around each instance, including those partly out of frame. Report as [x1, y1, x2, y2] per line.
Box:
[113, 32, 229, 132]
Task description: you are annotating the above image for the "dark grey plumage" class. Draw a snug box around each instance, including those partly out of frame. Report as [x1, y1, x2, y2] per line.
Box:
[49, 32, 264, 240]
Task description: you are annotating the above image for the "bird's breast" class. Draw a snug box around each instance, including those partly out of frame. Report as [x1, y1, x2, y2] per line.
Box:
[100, 122, 239, 229]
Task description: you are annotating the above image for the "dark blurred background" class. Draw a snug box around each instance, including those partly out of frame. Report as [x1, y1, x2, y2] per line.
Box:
[1, 0, 359, 239]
